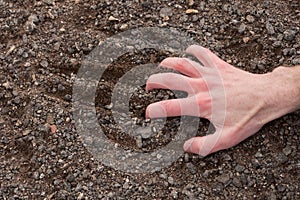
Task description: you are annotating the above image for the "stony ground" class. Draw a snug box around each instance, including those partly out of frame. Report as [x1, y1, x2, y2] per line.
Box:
[1, 0, 300, 199]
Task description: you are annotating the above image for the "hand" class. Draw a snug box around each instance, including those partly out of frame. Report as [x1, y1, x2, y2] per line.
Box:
[145, 45, 297, 156]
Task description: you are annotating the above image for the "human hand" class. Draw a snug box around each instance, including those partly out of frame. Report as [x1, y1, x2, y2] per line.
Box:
[145, 45, 298, 156]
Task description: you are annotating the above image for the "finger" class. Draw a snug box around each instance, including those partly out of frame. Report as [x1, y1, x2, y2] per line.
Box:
[146, 94, 211, 119]
[185, 45, 224, 68]
[159, 57, 205, 78]
[146, 72, 196, 93]
[183, 129, 233, 156]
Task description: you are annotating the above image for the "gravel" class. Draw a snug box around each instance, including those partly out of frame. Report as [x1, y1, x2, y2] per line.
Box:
[0, 0, 299, 199]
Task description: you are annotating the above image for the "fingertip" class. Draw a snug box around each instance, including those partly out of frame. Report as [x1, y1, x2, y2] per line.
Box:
[183, 136, 212, 157]
[183, 138, 194, 152]
[145, 103, 166, 119]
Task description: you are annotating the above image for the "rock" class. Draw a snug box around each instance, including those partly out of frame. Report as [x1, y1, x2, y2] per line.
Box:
[40, 60, 49, 68]
[185, 9, 199, 14]
[232, 177, 242, 188]
[282, 145, 292, 155]
[77, 193, 84, 200]
[43, 0, 55, 6]
[50, 125, 57, 134]
[137, 126, 153, 139]
[108, 16, 119, 21]
[23, 129, 31, 136]
[136, 135, 143, 148]
[255, 152, 263, 158]
[188, 0, 194, 6]
[266, 22, 275, 35]
[167, 176, 174, 185]
[283, 30, 296, 41]
[246, 15, 255, 23]
[243, 37, 250, 43]
[160, 7, 173, 17]
[186, 163, 196, 174]
[292, 58, 300, 65]
[238, 23, 246, 34]
[120, 24, 128, 30]
[235, 164, 245, 172]
[215, 174, 230, 185]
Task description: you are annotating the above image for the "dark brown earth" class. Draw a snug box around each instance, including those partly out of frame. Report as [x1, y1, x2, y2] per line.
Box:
[1, 0, 300, 199]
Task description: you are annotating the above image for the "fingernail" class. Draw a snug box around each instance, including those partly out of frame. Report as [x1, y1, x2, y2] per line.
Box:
[183, 138, 194, 151]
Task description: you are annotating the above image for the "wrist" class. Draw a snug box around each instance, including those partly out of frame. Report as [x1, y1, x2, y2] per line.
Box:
[261, 66, 300, 124]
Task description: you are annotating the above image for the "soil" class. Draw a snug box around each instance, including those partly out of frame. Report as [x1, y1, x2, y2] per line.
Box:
[1, 0, 300, 199]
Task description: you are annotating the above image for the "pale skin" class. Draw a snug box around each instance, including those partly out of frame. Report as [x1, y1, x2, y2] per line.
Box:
[145, 45, 300, 156]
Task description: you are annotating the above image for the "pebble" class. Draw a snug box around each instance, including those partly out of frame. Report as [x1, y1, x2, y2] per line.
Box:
[50, 125, 57, 134]
[186, 163, 196, 174]
[40, 60, 49, 68]
[255, 152, 263, 158]
[108, 16, 119, 21]
[292, 58, 300, 65]
[160, 7, 173, 17]
[137, 126, 153, 139]
[136, 135, 143, 148]
[185, 9, 199, 14]
[235, 164, 245, 172]
[246, 15, 255, 23]
[188, 0, 194, 6]
[215, 174, 230, 185]
[283, 30, 296, 41]
[167, 176, 174, 185]
[266, 22, 275, 35]
[238, 23, 246, 34]
[23, 129, 31, 136]
[282, 145, 292, 155]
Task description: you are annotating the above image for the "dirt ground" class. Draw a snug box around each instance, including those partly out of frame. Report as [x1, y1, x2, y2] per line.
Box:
[1, 0, 300, 199]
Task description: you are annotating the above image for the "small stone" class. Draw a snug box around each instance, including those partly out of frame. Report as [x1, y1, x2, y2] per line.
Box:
[185, 9, 199, 14]
[137, 127, 153, 139]
[43, 0, 55, 6]
[266, 22, 275, 35]
[232, 177, 242, 188]
[216, 174, 230, 185]
[243, 37, 250, 43]
[160, 7, 173, 17]
[283, 30, 296, 41]
[255, 152, 263, 158]
[104, 103, 113, 109]
[292, 58, 300, 65]
[54, 42, 61, 51]
[188, 0, 194, 6]
[108, 16, 119, 21]
[136, 135, 143, 148]
[23, 129, 31, 136]
[273, 41, 282, 47]
[282, 145, 292, 155]
[167, 176, 174, 185]
[64, 94, 72, 101]
[235, 164, 245, 172]
[246, 15, 255, 23]
[33, 171, 39, 180]
[50, 125, 57, 134]
[2, 81, 10, 89]
[13, 97, 21, 104]
[77, 193, 84, 200]
[120, 24, 128, 30]
[238, 23, 246, 34]
[40, 60, 49, 68]
[274, 153, 288, 164]
[186, 163, 196, 174]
